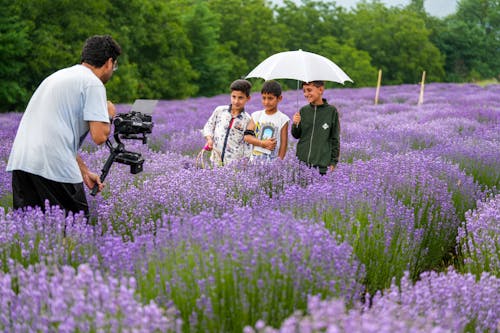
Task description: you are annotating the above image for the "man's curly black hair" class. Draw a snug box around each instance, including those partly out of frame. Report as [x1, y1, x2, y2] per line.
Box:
[81, 35, 121, 68]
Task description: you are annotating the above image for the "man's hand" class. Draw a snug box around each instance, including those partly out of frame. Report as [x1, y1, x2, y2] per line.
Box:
[107, 100, 116, 119]
[84, 171, 105, 193]
[77, 155, 104, 194]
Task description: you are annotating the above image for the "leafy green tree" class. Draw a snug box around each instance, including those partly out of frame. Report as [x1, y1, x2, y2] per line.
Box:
[1, 0, 119, 109]
[433, 0, 499, 81]
[345, 1, 445, 84]
[2, 0, 497, 110]
[13, 0, 111, 88]
[407, 0, 425, 14]
[0, 9, 32, 111]
[180, 1, 233, 96]
[275, 0, 348, 52]
[309, 36, 378, 87]
[274, 0, 378, 88]
[108, 0, 198, 100]
[208, 0, 287, 80]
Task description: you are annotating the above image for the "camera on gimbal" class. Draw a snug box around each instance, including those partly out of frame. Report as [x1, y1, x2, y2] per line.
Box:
[114, 111, 153, 142]
[112, 110, 153, 174]
[91, 99, 157, 196]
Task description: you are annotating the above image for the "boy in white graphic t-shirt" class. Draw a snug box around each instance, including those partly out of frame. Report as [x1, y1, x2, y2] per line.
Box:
[244, 80, 290, 160]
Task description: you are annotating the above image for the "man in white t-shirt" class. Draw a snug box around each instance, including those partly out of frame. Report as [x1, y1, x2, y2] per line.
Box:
[244, 80, 290, 160]
[6, 35, 121, 219]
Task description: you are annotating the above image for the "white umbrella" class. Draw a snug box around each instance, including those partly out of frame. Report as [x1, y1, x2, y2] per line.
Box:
[246, 49, 353, 84]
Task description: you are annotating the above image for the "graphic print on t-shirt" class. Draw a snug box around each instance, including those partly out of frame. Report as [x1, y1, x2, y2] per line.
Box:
[254, 121, 277, 157]
[250, 110, 290, 160]
[260, 125, 275, 140]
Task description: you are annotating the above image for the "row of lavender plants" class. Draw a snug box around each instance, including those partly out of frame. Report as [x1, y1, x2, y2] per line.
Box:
[0, 83, 498, 332]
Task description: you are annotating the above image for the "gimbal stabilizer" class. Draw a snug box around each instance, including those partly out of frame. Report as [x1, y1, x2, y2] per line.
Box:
[89, 99, 155, 197]
[90, 132, 145, 197]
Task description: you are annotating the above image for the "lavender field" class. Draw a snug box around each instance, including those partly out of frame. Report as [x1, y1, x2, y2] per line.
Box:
[0, 83, 499, 332]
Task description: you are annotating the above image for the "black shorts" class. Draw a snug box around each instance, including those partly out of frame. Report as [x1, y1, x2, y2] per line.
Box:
[12, 170, 89, 218]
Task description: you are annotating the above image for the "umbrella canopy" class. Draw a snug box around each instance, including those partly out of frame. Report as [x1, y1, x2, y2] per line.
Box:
[246, 49, 353, 84]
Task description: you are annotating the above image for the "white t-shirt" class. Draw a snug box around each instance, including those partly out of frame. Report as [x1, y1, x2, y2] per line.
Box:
[6, 65, 109, 183]
[251, 110, 290, 159]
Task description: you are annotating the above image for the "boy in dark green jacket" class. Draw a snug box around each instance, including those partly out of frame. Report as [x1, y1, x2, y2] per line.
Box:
[291, 81, 340, 175]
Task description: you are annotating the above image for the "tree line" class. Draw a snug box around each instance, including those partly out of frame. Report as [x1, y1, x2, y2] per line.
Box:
[1, 0, 498, 112]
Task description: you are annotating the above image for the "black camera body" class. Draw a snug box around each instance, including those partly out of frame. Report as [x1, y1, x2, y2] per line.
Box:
[91, 100, 157, 196]
[114, 111, 153, 140]
[111, 110, 153, 174]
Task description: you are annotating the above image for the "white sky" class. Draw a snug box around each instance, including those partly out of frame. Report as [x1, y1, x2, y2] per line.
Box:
[273, 0, 458, 17]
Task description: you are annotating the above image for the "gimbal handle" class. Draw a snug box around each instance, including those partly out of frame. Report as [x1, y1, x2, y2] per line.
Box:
[90, 139, 124, 197]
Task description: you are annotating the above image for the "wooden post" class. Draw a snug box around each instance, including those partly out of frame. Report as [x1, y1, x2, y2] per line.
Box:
[418, 71, 426, 105]
[374, 69, 382, 105]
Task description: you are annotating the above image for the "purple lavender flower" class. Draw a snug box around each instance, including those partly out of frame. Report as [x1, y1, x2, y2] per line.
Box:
[0, 82, 498, 332]
[458, 195, 500, 276]
[0, 263, 180, 332]
[368, 268, 500, 332]
[245, 294, 451, 333]
[247, 267, 500, 332]
[135, 208, 364, 332]
[0, 204, 99, 270]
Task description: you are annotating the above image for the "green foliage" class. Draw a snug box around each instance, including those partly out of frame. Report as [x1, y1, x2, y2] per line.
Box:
[448, 152, 500, 193]
[308, 36, 378, 87]
[0, 194, 13, 211]
[136, 231, 350, 332]
[275, 0, 346, 52]
[17, 0, 110, 85]
[319, 204, 410, 295]
[109, 0, 198, 100]
[106, 62, 141, 103]
[181, 1, 230, 96]
[433, 0, 500, 82]
[0, 0, 497, 111]
[0, 10, 32, 111]
[0, 225, 95, 274]
[345, 2, 445, 84]
[208, 0, 287, 80]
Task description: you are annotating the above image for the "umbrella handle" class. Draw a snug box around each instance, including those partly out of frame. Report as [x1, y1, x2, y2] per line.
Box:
[296, 80, 300, 113]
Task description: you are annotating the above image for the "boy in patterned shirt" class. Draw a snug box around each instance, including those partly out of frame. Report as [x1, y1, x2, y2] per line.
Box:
[202, 79, 253, 165]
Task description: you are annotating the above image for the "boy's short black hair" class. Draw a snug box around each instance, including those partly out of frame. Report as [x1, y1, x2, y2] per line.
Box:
[230, 79, 252, 97]
[261, 80, 282, 97]
[301, 80, 325, 88]
[81, 35, 121, 68]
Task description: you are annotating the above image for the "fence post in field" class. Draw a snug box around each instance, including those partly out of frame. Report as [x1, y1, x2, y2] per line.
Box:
[374, 69, 382, 105]
[418, 71, 426, 105]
